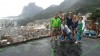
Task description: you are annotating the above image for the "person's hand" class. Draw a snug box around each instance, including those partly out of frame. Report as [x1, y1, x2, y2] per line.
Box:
[61, 32, 64, 35]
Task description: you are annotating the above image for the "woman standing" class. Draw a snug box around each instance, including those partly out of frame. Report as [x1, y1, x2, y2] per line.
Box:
[71, 15, 78, 37]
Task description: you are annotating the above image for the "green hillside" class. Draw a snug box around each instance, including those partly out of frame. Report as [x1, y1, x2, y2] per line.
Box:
[18, 0, 100, 26]
[33, 0, 80, 19]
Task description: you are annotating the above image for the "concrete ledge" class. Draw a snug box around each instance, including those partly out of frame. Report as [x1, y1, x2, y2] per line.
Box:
[89, 36, 100, 39]
[0, 36, 50, 48]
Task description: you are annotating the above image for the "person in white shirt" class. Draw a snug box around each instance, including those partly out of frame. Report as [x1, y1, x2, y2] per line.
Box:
[82, 16, 86, 31]
[60, 21, 73, 43]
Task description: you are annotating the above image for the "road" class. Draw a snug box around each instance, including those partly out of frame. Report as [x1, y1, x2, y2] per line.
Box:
[0, 37, 100, 56]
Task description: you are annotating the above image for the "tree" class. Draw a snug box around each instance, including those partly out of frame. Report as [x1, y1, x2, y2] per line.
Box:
[89, 8, 100, 21]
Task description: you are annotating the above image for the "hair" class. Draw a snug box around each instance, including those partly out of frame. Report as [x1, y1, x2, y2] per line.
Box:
[66, 12, 73, 18]
[72, 15, 79, 22]
[62, 20, 65, 24]
[61, 16, 65, 21]
[80, 17, 83, 20]
[54, 14, 58, 18]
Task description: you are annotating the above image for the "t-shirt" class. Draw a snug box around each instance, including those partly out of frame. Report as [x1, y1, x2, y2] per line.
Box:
[77, 21, 83, 33]
[50, 18, 61, 28]
[66, 17, 72, 27]
[61, 24, 71, 34]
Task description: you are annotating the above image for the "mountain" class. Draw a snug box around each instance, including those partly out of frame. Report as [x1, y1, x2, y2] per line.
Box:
[72, 0, 100, 14]
[18, 0, 100, 26]
[19, 3, 43, 19]
[34, 4, 58, 19]
[33, 0, 80, 19]
[33, 0, 100, 19]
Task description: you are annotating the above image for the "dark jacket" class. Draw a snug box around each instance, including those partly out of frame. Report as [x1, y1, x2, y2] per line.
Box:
[66, 17, 72, 27]
[72, 21, 78, 29]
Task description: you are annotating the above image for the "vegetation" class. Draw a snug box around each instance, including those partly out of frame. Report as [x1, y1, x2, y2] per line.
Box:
[17, 0, 100, 26]
[33, 0, 100, 19]
[75, 0, 100, 14]
[89, 8, 100, 20]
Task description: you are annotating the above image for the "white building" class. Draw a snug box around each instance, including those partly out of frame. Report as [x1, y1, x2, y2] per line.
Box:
[0, 19, 17, 28]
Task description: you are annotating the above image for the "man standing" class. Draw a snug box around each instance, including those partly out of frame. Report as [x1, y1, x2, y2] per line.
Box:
[75, 17, 83, 43]
[66, 13, 73, 28]
[50, 14, 61, 42]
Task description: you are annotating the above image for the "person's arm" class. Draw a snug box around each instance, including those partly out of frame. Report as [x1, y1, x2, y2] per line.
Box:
[82, 21, 85, 31]
[50, 18, 53, 29]
[60, 24, 64, 35]
[65, 25, 70, 33]
[58, 18, 61, 28]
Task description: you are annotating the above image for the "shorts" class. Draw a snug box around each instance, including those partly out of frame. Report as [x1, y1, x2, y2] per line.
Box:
[51, 28, 60, 36]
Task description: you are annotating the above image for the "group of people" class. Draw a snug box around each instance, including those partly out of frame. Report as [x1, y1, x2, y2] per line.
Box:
[50, 11, 84, 44]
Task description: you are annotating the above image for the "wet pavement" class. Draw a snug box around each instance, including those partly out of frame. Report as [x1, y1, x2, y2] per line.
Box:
[0, 38, 51, 56]
[0, 37, 100, 56]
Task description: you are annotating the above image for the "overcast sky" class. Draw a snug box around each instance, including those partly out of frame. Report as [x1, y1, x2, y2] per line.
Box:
[0, 0, 64, 18]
